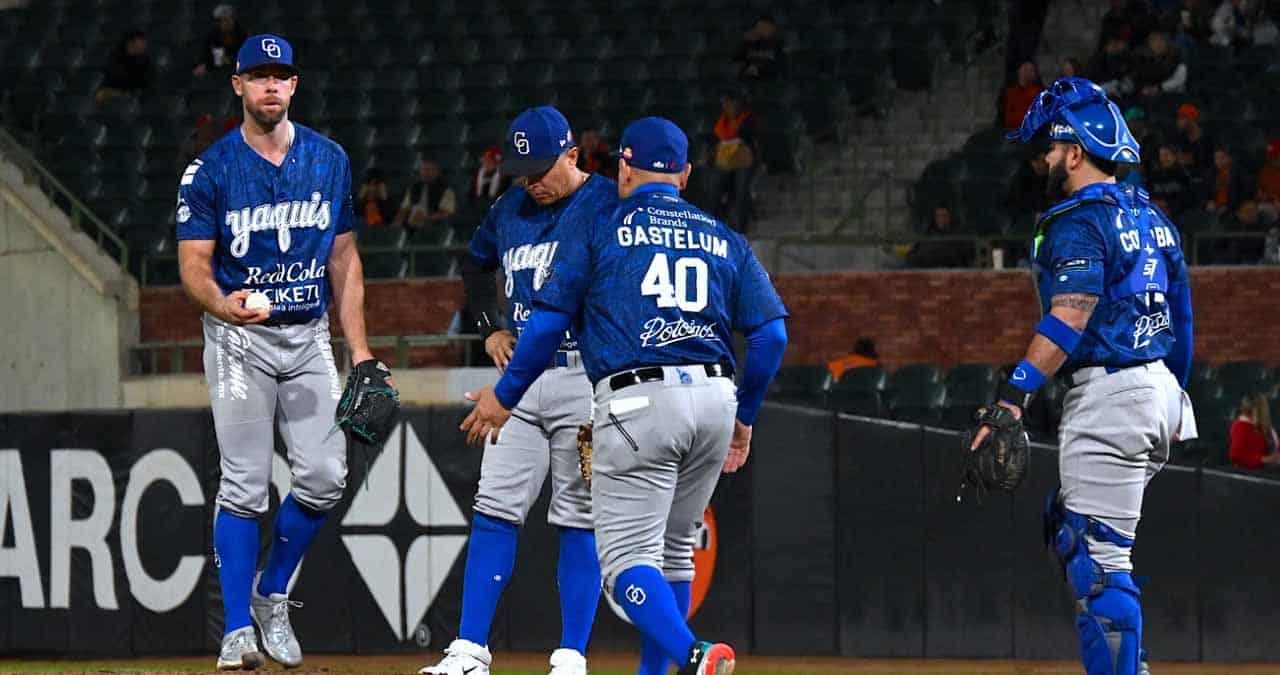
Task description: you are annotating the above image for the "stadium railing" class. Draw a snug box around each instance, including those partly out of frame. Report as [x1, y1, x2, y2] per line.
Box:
[0, 125, 127, 271]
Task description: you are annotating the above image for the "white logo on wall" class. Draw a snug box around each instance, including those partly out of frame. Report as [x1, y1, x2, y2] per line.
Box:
[0, 448, 211, 612]
[340, 423, 468, 643]
[261, 38, 281, 58]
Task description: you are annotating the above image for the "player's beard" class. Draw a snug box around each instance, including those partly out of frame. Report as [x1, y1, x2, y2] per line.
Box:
[245, 98, 287, 130]
[1046, 157, 1069, 202]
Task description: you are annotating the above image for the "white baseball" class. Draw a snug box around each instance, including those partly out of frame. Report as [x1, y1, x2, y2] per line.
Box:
[244, 291, 271, 313]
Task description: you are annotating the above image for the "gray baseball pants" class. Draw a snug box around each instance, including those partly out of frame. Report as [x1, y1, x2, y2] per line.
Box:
[590, 365, 736, 592]
[1058, 360, 1194, 571]
[202, 313, 347, 517]
[473, 355, 594, 529]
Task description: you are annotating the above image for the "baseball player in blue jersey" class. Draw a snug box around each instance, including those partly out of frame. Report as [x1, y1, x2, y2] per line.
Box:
[973, 77, 1197, 675]
[419, 107, 614, 675]
[176, 35, 389, 670]
[462, 117, 788, 675]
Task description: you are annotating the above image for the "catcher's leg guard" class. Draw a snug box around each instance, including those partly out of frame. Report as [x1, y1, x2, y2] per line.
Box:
[1048, 499, 1142, 675]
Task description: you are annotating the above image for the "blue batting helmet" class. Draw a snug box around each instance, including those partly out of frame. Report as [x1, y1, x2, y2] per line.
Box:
[1007, 77, 1140, 164]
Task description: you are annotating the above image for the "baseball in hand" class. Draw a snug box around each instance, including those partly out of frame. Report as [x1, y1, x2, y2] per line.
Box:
[243, 291, 271, 314]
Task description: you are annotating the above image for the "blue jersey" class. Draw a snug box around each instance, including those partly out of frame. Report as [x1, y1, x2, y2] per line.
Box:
[469, 174, 618, 351]
[534, 183, 788, 384]
[175, 123, 354, 323]
[1033, 182, 1189, 372]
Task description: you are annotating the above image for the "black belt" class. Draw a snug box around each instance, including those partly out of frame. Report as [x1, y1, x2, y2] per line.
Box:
[607, 363, 733, 392]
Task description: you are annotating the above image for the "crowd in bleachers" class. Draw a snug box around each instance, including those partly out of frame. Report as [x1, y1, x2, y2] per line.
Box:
[0, 0, 1002, 284]
[912, 0, 1280, 268]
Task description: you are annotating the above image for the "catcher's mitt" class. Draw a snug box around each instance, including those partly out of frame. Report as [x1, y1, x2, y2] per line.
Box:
[577, 423, 593, 485]
[959, 405, 1030, 500]
[336, 359, 401, 445]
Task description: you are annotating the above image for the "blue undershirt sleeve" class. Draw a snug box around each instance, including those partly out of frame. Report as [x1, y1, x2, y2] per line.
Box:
[493, 308, 573, 409]
[735, 317, 788, 425]
[1165, 279, 1194, 388]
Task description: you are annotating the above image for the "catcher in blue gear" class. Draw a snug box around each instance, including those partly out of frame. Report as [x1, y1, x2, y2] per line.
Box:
[969, 77, 1197, 675]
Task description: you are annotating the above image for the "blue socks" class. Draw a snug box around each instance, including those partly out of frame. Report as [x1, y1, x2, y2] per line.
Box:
[615, 565, 696, 664]
[458, 512, 519, 645]
[638, 580, 691, 675]
[214, 510, 259, 634]
[557, 527, 601, 653]
[257, 494, 328, 597]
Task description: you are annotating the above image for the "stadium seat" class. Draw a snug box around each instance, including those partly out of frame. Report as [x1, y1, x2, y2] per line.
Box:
[768, 364, 831, 407]
[827, 378, 884, 417]
[888, 363, 942, 392]
[890, 381, 945, 425]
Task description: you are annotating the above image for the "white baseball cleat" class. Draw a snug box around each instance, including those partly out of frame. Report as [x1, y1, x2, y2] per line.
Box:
[418, 638, 492, 675]
[216, 625, 266, 671]
[250, 583, 304, 668]
[547, 647, 588, 675]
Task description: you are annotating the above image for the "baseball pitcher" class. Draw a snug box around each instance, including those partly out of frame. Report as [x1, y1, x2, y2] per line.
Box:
[463, 116, 788, 675]
[419, 107, 615, 675]
[176, 34, 394, 670]
[970, 77, 1197, 675]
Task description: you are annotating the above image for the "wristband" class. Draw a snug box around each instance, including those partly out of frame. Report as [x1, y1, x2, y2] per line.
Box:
[999, 359, 1046, 411]
[476, 311, 500, 340]
[1036, 314, 1082, 355]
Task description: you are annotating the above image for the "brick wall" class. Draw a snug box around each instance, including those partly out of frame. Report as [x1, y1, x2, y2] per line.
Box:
[140, 267, 1279, 369]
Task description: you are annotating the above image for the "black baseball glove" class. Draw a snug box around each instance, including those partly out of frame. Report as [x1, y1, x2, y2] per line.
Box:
[959, 404, 1030, 500]
[335, 359, 401, 445]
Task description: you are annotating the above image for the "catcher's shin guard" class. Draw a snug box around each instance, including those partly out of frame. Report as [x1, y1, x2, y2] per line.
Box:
[1048, 501, 1143, 675]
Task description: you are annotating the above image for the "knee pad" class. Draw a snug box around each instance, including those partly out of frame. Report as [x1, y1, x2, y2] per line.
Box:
[1046, 498, 1143, 675]
[1077, 579, 1143, 675]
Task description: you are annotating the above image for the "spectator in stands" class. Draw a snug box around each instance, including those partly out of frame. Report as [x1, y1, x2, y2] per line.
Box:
[1000, 61, 1043, 132]
[1214, 198, 1268, 262]
[1100, 0, 1159, 49]
[734, 15, 785, 81]
[1256, 139, 1280, 222]
[1169, 0, 1214, 47]
[1175, 103, 1212, 171]
[710, 89, 758, 232]
[95, 29, 153, 105]
[1254, 6, 1280, 44]
[193, 5, 247, 78]
[1088, 34, 1134, 99]
[1229, 393, 1280, 469]
[906, 206, 973, 269]
[1058, 57, 1085, 79]
[827, 337, 879, 381]
[1133, 31, 1187, 97]
[1177, 144, 1212, 203]
[577, 128, 616, 179]
[471, 147, 509, 204]
[1210, 0, 1251, 46]
[393, 157, 457, 229]
[1148, 143, 1196, 214]
[358, 168, 394, 228]
[1206, 146, 1249, 215]
[1006, 149, 1050, 219]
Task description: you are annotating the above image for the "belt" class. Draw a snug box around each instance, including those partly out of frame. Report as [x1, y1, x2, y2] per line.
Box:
[550, 350, 581, 369]
[1068, 361, 1156, 387]
[607, 363, 733, 392]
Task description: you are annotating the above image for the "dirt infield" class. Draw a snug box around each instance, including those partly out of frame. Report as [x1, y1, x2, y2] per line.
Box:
[2, 653, 1279, 674]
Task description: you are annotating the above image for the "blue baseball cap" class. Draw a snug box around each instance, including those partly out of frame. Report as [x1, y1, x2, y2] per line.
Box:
[236, 34, 298, 75]
[502, 106, 574, 176]
[613, 117, 688, 174]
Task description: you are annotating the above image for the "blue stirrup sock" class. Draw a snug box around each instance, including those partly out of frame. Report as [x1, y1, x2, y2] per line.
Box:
[214, 510, 259, 634]
[638, 580, 692, 675]
[615, 565, 697, 664]
[557, 527, 602, 653]
[458, 512, 519, 645]
[257, 494, 327, 597]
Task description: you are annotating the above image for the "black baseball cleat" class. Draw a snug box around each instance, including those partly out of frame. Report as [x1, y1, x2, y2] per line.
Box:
[676, 640, 736, 675]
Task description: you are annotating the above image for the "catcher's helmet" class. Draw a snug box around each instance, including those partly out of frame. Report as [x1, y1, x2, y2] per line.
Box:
[1007, 77, 1140, 164]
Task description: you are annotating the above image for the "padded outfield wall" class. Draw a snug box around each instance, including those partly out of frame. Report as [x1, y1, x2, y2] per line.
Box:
[0, 404, 1276, 661]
